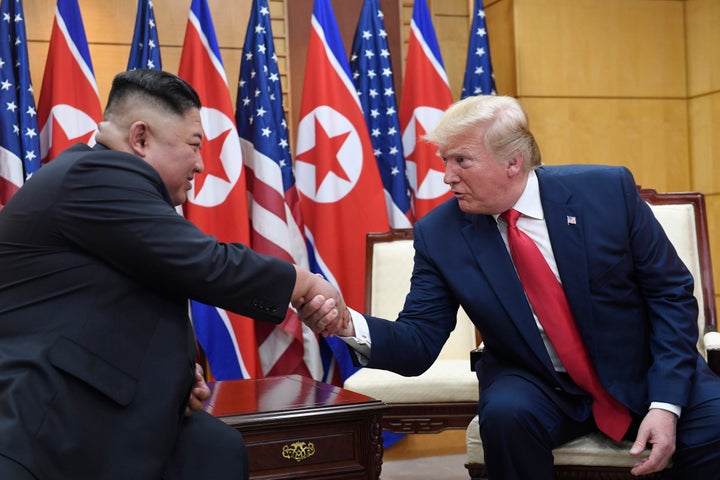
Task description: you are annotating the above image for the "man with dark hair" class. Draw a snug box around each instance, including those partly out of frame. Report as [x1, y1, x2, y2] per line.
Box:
[0, 69, 344, 480]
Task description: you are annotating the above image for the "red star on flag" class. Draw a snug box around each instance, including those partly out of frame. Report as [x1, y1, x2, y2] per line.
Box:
[194, 127, 231, 193]
[407, 118, 442, 190]
[296, 117, 351, 192]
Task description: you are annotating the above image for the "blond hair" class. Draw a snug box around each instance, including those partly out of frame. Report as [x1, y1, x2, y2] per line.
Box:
[424, 95, 541, 169]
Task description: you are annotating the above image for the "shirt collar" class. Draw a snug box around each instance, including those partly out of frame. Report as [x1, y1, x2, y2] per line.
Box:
[513, 170, 543, 220]
[493, 170, 543, 222]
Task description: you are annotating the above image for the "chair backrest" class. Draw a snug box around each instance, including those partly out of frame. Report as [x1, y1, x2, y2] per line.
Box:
[640, 188, 717, 355]
[365, 229, 480, 360]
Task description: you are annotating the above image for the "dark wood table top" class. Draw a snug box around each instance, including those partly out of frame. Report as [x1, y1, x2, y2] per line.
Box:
[203, 374, 386, 425]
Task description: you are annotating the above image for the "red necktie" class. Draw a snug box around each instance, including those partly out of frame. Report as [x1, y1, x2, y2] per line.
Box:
[502, 209, 631, 442]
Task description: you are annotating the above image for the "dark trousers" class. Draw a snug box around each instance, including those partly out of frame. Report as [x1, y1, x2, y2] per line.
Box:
[164, 410, 249, 480]
[478, 374, 720, 480]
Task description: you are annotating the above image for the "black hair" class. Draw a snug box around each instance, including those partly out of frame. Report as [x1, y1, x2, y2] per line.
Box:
[105, 69, 201, 115]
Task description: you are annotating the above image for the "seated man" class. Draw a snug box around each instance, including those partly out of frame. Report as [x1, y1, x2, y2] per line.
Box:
[0, 69, 344, 480]
[303, 95, 720, 480]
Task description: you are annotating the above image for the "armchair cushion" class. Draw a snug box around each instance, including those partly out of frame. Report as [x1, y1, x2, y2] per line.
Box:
[466, 415, 649, 468]
[344, 359, 479, 403]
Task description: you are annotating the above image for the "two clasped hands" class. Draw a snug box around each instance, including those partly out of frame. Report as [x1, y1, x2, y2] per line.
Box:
[186, 267, 350, 416]
[291, 267, 353, 338]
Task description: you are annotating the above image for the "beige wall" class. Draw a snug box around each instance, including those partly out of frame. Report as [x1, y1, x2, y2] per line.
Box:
[22, 0, 720, 308]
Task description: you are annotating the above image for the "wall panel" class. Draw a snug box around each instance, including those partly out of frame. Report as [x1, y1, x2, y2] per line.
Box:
[485, 0, 516, 96]
[686, 0, 720, 97]
[689, 94, 720, 195]
[433, 11, 471, 100]
[521, 98, 690, 192]
[513, 0, 686, 98]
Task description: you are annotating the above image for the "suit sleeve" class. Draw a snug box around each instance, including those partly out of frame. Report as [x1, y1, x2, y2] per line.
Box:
[362, 224, 459, 376]
[53, 152, 295, 324]
[621, 168, 699, 406]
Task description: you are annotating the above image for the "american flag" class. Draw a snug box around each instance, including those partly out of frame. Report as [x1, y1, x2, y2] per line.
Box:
[350, 0, 413, 229]
[461, 0, 496, 98]
[235, 0, 323, 380]
[399, 0, 453, 220]
[0, 0, 39, 205]
[37, 0, 101, 164]
[127, 0, 161, 70]
[179, 0, 257, 380]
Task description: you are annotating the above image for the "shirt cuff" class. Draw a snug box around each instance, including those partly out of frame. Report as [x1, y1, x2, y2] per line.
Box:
[649, 401, 681, 417]
[338, 308, 372, 365]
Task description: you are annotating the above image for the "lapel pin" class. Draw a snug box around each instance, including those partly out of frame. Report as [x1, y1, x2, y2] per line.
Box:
[567, 216, 577, 225]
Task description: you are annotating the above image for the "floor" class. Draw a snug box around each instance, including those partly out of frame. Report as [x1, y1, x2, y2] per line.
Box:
[380, 453, 469, 479]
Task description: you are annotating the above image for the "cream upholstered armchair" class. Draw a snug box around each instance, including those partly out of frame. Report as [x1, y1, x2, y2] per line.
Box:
[343, 229, 481, 434]
[464, 189, 719, 480]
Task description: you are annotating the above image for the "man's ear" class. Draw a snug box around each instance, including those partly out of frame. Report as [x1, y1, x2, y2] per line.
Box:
[507, 153, 524, 176]
[128, 121, 149, 156]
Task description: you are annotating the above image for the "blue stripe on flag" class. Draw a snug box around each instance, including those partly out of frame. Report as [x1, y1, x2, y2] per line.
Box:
[411, 0, 444, 70]
[56, 0, 94, 75]
[192, 301, 246, 379]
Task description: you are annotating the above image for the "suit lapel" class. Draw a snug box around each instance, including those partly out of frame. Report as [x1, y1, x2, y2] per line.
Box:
[537, 169, 596, 343]
[461, 214, 557, 371]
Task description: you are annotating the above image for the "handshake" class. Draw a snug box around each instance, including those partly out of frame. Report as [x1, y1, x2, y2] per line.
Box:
[291, 266, 354, 338]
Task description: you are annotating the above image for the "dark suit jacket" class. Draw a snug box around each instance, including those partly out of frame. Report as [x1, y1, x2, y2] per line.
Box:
[363, 164, 719, 421]
[0, 143, 295, 479]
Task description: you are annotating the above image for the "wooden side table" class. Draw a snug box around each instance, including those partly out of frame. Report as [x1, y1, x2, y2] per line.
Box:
[203, 374, 387, 480]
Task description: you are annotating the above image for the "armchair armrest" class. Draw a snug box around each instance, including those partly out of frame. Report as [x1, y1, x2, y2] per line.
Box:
[704, 331, 720, 375]
[470, 343, 484, 372]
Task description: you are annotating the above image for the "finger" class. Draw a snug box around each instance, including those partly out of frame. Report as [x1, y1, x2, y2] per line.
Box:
[186, 396, 202, 412]
[314, 306, 339, 334]
[304, 298, 336, 329]
[630, 445, 665, 476]
[629, 427, 649, 456]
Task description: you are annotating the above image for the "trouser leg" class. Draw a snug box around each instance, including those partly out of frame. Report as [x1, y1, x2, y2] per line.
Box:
[164, 410, 249, 480]
[478, 375, 592, 480]
[667, 396, 720, 480]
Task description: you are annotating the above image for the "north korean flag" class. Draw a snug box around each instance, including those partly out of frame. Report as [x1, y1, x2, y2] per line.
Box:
[178, 0, 256, 380]
[38, 0, 101, 164]
[399, 0, 454, 220]
[295, 0, 390, 382]
[295, 0, 389, 314]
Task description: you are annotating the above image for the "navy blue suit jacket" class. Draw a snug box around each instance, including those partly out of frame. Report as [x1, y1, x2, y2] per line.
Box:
[363, 165, 718, 419]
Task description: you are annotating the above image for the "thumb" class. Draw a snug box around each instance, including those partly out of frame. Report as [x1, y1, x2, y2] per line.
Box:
[629, 433, 648, 456]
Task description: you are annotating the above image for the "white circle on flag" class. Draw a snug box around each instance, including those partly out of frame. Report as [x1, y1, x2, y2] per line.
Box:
[295, 105, 363, 203]
[39, 104, 97, 159]
[402, 106, 449, 200]
[187, 107, 243, 207]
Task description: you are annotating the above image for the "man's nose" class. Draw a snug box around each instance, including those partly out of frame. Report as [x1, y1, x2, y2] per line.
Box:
[443, 163, 458, 184]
